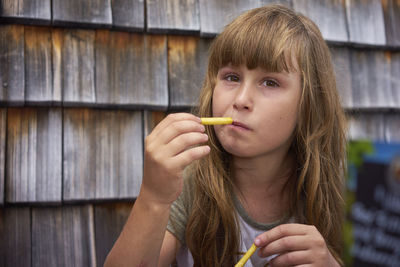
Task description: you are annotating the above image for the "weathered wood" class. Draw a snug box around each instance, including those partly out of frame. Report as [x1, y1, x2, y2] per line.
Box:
[32, 205, 96, 267]
[199, 0, 291, 36]
[143, 110, 167, 137]
[382, 0, 400, 47]
[111, 0, 144, 30]
[95, 32, 168, 108]
[94, 202, 133, 266]
[385, 114, 400, 142]
[0, 25, 25, 105]
[25, 26, 60, 105]
[329, 46, 353, 108]
[0, 207, 31, 267]
[293, 0, 348, 43]
[168, 36, 211, 108]
[391, 52, 400, 108]
[0, 109, 5, 205]
[345, 0, 386, 46]
[6, 108, 62, 203]
[350, 50, 393, 108]
[147, 0, 200, 33]
[0, 0, 51, 24]
[52, 28, 96, 106]
[348, 113, 385, 141]
[95, 30, 138, 106]
[63, 109, 143, 201]
[52, 0, 112, 27]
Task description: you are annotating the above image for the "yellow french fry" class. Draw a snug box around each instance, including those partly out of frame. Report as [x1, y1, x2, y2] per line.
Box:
[235, 243, 257, 267]
[200, 117, 233, 125]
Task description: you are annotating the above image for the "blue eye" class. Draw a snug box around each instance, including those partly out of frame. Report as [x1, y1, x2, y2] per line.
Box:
[262, 79, 279, 87]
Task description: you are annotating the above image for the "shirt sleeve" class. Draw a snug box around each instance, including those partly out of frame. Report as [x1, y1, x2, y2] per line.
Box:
[166, 175, 194, 245]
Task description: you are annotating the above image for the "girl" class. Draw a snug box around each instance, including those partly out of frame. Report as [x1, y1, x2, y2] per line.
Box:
[105, 4, 347, 267]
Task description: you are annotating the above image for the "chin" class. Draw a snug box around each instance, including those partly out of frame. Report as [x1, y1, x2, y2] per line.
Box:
[221, 143, 255, 158]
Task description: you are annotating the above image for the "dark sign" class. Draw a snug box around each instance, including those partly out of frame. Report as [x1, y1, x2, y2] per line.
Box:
[351, 143, 400, 267]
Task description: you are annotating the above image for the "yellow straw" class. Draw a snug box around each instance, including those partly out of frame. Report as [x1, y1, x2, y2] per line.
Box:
[235, 243, 257, 267]
[201, 117, 233, 125]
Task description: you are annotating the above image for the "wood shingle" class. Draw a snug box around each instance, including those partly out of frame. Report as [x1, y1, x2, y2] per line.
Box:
[199, 0, 292, 37]
[53, 29, 97, 106]
[6, 108, 62, 203]
[111, 0, 144, 30]
[138, 35, 169, 108]
[143, 110, 167, 137]
[32, 205, 96, 267]
[63, 109, 143, 201]
[147, 0, 200, 34]
[25, 26, 60, 105]
[350, 50, 393, 108]
[0, 207, 31, 267]
[382, 0, 400, 47]
[385, 114, 400, 142]
[330, 46, 353, 109]
[293, 0, 348, 43]
[95, 32, 168, 108]
[52, 0, 112, 28]
[0, 109, 5, 205]
[0, 0, 51, 24]
[349, 113, 386, 141]
[94, 202, 132, 266]
[391, 51, 400, 107]
[0, 25, 25, 105]
[345, 0, 386, 46]
[168, 35, 211, 108]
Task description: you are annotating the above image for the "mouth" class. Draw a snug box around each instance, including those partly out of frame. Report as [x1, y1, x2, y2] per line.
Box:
[231, 121, 251, 130]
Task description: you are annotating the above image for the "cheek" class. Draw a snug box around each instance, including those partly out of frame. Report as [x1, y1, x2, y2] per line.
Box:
[212, 86, 228, 117]
[211, 97, 219, 117]
[280, 104, 299, 128]
[280, 113, 298, 137]
[261, 104, 299, 139]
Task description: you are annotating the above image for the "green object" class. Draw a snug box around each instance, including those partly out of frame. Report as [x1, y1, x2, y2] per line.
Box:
[347, 140, 374, 168]
[343, 140, 374, 267]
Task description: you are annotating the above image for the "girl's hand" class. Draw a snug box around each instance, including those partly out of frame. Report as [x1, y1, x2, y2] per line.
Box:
[254, 223, 340, 267]
[140, 113, 210, 206]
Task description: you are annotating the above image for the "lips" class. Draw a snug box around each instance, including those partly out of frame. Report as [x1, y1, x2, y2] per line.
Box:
[231, 121, 251, 130]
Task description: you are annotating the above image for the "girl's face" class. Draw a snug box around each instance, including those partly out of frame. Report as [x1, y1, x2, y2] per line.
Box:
[212, 64, 302, 159]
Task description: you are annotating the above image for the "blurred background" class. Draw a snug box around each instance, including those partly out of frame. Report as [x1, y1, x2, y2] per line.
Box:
[0, 0, 399, 266]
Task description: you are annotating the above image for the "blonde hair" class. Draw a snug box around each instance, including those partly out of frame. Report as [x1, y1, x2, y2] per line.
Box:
[186, 4, 347, 266]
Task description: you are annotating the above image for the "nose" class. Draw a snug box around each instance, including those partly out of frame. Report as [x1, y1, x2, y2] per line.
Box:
[233, 81, 253, 111]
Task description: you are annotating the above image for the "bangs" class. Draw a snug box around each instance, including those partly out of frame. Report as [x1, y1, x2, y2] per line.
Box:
[209, 6, 305, 74]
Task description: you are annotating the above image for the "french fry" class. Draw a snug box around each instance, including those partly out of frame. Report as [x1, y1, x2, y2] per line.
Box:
[200, 117, 233, 125]
[235, 243, 257, 267]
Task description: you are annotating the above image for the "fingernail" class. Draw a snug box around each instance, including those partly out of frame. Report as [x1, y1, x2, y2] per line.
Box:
[254, 238, 261, 246]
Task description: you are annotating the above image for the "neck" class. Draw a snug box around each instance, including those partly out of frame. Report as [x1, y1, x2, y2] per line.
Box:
[231, 150, 295, 223]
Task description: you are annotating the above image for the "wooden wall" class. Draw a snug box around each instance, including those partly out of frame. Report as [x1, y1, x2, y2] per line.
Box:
[0, 0, 399, 266]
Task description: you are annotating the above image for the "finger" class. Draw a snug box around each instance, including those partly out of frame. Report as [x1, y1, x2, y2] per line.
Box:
[151, 113, 201, 139]
[268, 250, 311, 267]
[255, 224, 309, 247]
[158, 120, 205, 146]
[172, 145, 210, 169]
[258, 235, 309, 258]
[168, 132, 209, 157]
[146, 121, 205, 156]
